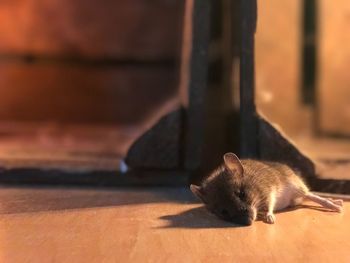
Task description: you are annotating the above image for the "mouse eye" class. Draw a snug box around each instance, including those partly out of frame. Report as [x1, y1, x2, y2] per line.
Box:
[221, 209, 229, 217]
[238, 190, 246, 200]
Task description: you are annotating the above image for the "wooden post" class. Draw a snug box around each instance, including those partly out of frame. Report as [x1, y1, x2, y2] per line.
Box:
[239, 0, 258, 158]
[180, 0, 211, 170]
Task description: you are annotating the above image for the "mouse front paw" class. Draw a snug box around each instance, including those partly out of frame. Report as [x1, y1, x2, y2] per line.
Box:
[333, 204, 343, 213]
[265, 213, 276, 224]
[328, 198, 344, 212]
[329, 199, 343, 206]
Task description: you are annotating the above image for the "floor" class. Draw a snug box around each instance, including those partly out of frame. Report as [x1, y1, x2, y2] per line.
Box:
[0, 186, 349, 263]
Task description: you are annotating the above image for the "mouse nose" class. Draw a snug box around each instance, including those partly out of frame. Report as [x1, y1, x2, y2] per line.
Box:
[239, 207, 249, 214]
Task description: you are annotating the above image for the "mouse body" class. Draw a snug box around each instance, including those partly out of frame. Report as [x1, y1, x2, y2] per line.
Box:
[190, 153, 343, 225]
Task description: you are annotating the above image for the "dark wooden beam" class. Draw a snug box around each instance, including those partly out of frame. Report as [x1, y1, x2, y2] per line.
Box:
[301, 0, 318, 106]
[180, 0, 211, 170]
[239, 0, 258, 158]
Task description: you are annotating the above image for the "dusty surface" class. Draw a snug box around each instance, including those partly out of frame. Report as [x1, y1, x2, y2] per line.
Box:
[0, 123, 142, 171]
[0, 186, 349, 263]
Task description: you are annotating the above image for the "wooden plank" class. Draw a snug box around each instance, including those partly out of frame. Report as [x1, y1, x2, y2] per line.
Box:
[179, 0, 211, 170]
[0, 0, 184, 59]
[0, 63, 177, 124]
[301, 0, 318, 106]
[240, 0, 258, 158]
[193, 0, 236, 180]
[0, 122, 137, 171]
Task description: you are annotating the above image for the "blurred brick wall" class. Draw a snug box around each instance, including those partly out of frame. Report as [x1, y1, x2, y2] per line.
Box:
[319, 0, 350, 136]
[0, 0, 184, 124]
[256, 0, 350, 136]
[255, 0, 306, 136]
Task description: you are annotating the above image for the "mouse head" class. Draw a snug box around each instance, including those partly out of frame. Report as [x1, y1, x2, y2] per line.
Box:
[190, 153, 256, 226]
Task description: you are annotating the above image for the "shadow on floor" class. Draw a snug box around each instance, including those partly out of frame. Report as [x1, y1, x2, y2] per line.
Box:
[0, 186, 198, 215]
[158, 206, 246, 229]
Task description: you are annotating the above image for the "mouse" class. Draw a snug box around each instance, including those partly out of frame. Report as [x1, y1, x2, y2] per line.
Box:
[190, 152, 344, 225]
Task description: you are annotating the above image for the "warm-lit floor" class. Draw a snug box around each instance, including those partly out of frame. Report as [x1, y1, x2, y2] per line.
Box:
[0, 186, 349, 263]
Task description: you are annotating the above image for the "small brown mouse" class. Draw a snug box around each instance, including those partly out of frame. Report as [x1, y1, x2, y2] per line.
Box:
[190, 152, 343, 225]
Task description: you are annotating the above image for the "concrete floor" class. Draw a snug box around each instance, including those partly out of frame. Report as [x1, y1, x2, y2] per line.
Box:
[0, 186, 349, 263]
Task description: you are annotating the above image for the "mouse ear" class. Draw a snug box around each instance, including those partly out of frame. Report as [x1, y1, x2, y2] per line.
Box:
[190, 184, 207, 204]
[223, 152, 244, 175]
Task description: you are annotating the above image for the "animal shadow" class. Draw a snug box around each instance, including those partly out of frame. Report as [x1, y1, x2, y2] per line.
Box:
[158, 206, 247, 229]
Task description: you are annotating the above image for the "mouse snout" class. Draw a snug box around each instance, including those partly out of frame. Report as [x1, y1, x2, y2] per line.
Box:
[233, 206, 254, 225]
[238, 206, 251, 217]
[239, 207, 248, 213]
[233, 215, 253, 226]
[219, 209, 254, 226]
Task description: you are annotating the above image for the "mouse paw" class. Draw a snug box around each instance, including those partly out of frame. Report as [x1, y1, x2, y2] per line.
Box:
[333, 204, 343, 213]
[330, 199, 343, 207]
[265, 213, 276, 224]
[327, 199, 343, 212]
